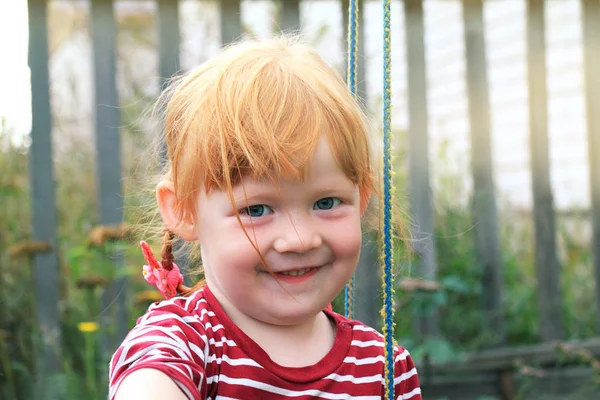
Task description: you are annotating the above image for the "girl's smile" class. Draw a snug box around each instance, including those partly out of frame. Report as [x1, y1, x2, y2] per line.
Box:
[270, 266, 320, 283]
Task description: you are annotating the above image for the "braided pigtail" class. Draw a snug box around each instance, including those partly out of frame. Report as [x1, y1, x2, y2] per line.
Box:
[159, 229, 191, 295]
[160, 229, 176, 271]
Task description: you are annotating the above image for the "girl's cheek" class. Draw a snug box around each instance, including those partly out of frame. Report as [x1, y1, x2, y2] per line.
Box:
[329, 218, 363, 254]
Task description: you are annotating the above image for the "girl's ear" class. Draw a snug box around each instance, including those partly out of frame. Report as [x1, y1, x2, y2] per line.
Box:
[156, 181, 198, 241]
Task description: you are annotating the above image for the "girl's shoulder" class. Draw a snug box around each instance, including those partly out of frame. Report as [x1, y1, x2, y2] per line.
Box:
[109, 289, 216, 400]
[324, 310, 421, 397]
[323, 307, 387, 344]
[133, 288, 215, 335]
[324, 309, 416, 367]
[141, 288, 209, 315]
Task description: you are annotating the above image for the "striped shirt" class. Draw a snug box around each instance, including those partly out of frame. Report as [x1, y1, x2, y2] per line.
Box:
[109, 286, 422, 399]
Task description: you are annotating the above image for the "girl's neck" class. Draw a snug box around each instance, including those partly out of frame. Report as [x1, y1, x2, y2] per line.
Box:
[239, 309, 336, 368]
[210, 285, 336, 367]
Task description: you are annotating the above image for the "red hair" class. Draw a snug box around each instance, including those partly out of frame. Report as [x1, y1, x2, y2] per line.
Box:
[156, 35, 375, 295]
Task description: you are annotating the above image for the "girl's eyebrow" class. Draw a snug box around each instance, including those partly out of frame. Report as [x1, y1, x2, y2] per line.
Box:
[230, 173, 357, 204]
[232, 179, 275, 194]
[310, 176, 357, 192]
[231, 181, 280, 205]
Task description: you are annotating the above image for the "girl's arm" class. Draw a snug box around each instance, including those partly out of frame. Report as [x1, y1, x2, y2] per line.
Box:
[109, 300, 208, 400]
[114, 368, 188, 400]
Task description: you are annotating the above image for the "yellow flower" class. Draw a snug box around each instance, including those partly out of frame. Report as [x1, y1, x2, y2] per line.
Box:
[78, 322, 99, 333]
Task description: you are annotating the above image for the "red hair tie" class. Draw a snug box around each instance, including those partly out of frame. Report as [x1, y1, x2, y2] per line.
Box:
[140, 241, 183, 300]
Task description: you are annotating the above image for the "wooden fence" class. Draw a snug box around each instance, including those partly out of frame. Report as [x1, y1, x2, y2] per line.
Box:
[25, 0, 600, 398]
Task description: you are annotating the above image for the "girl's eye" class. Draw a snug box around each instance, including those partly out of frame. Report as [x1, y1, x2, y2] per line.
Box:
[314, 197, 341, 210]
[239, 204, 273, 218]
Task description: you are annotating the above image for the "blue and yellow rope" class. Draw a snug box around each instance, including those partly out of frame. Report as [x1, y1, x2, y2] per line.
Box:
[346, 0, 359, 97]
[344, 0, 359, 320]
[345, 0, 395, 398]
[381, 0, 395, 397]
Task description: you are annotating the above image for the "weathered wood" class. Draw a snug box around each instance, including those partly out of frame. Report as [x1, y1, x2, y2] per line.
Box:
[156, 0, 192, 284]
[581, 0, 600, 335]
[354, 236, 381, 329]
[27, 0, 61, 378]
[421, 372, 501, 399]
[158, 0, 180, 88]
[340, 0, 376, 328]
[90, 0, 128, 348]
[462, 0, 505, 345]
[527, 0, 564, 341]
[281, 0, 300, 33]
[428, 337, 600, 374]
[220, 0, 242, 45]
[404, 0, 438, 339]
[156, 2, 179, 164]
[422, 367, 599, 400]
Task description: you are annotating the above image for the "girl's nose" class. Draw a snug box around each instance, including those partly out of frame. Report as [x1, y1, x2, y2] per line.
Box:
[273, 215, 322, 254]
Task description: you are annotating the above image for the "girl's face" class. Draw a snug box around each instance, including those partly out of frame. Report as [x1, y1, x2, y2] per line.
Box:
[195, 138, 364, 326]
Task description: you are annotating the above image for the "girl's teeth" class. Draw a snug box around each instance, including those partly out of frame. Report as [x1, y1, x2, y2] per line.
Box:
[281, 268, 311, 277]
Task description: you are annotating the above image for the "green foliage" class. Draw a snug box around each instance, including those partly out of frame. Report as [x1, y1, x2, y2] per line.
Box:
[1, 124, 35, 400]
[0, 107, 153, 398]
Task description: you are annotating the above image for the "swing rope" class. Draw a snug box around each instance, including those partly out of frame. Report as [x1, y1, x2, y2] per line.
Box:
[381, 0, 395, 397]
[344, 1, 395, 398]
[344, 0, 359, 320]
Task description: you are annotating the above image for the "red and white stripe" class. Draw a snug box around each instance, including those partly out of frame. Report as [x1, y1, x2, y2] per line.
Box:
[109, 286, 422, 400]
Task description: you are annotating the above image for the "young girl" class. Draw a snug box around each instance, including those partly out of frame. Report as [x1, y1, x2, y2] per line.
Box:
[109, 35, 422, 400]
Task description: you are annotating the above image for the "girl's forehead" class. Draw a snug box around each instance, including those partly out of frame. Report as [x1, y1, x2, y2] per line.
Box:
[237, 151, 352, 193]
[251, 137, 343, 180]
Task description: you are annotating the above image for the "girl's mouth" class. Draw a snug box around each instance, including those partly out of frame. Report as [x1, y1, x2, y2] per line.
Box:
[275, 267, 319, 282]
[279, 267, 313, 277]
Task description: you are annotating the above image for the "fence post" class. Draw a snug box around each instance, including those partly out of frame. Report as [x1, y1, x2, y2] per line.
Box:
[340, 0, 378, 328]
[158, 0, 181, 90]
[581, 0, 600, 334]
[221, 0, 242, 45]
[27, 0, 62, 383]
[462, 0, 505, 345]
[404, 0, 439, 339]
[90, 0, 128, 350]
[157, 0, 191, 283]
[527, 0, 564, 341]
[281, 0, 300, 33]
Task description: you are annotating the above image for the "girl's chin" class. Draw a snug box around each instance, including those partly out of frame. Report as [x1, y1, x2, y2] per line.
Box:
[250, 303, 328, 326]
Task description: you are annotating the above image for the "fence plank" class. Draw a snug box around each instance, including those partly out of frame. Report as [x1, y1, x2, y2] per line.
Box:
[581, 0, 600, 335]
[156, 0, 192, 284]
[340, 0, 377, 328]
[27, 0, 61, 379]
[156, 0, 180, 165]
[422, 367, 599, 400]
[281, 0, 300, 33]
[429, 336, 600, 374]
[221, 0, 242, 45]
[90, 0, 128, 349]
[462, 0, 505, 345]
[527, 0, 564, 341]
[404, 0, 438, 338]
[158, 0, 180, 89]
